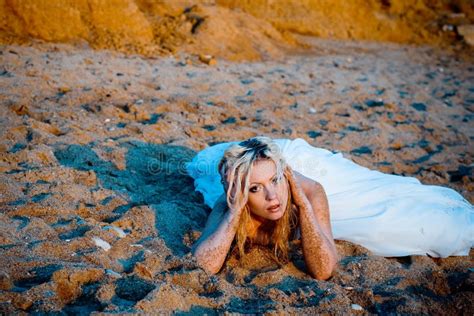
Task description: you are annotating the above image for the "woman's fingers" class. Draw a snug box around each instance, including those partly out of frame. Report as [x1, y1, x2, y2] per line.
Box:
[285, 166, 307, 207]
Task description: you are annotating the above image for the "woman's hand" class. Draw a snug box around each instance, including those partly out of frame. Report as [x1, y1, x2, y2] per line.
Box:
[223, 172, 247, 214]
[285, 166, 311, 211]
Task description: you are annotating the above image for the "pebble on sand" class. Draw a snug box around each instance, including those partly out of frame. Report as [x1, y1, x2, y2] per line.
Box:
[351, 304, 364, 311]
[93, 237, 111, 251]
[104, 225, 127, 238]
[199, 54, 217, 66]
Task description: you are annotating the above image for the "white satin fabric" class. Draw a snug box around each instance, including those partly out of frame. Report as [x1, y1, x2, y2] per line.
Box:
[186, 138, 473, 257]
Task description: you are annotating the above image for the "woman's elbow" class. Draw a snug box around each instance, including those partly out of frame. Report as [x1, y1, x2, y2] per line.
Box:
[197, 258, 221, 275]
[310, 254, 338, 280]
[312, 262, 337, 280]
[192, 247, 222, 275]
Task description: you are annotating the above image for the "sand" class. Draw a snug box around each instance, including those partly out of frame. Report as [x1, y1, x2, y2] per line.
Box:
[0, 37, 473, 314]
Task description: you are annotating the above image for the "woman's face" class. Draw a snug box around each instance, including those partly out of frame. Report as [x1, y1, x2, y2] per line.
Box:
[246, 159, 288, 222]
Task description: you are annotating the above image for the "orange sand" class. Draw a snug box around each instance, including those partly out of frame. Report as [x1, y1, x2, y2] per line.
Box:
[0, 1, 473, 314]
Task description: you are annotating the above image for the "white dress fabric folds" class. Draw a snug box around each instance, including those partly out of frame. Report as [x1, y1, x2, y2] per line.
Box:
[186, 138, 473, 258]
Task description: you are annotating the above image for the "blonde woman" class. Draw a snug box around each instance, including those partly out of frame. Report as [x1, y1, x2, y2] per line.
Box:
[191, 137, 338, 280]
[187, 137, 473, 279]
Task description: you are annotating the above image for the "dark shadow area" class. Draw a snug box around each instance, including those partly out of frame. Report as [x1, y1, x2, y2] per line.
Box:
[118, 250, 145, 273]
[115, 275, 156, 302]
[265, 276, 328, 308]
[13, 264, 62, 292]
[54, 141, 208, 256]
[447, 271, 471, 293]
[63, 282, 105, 315]
[176, 305, 221, 315]
[373, 298, 407, 314]
[226, 297, 276, 314]
[388, 256, 413, 269]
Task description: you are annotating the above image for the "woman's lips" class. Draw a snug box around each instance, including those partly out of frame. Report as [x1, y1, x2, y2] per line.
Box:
[267, 204, 280, 212]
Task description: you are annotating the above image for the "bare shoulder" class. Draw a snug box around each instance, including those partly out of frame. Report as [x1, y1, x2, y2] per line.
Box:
[293, 170, 325, 198]
[293, 170, 332, 237]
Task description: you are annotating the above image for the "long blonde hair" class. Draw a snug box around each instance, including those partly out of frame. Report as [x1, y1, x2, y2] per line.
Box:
[218, 137, 298, 263]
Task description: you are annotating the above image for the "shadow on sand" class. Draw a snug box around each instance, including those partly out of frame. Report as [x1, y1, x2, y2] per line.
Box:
[54, 140, 209, 256]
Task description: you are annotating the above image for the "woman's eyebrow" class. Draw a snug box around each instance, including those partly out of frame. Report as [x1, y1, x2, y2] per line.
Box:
[250, 173, 277, 185]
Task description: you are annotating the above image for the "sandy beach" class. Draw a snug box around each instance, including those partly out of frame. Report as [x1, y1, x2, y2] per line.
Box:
[0, 39, 472, 314]
[1, 0, 473, 314]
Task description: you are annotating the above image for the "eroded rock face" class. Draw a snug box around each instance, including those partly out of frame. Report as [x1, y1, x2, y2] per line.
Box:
[0, 0, 292, 60]
[0, 0, 473, 60]
[458, 24, 474, 46]
[1, 0, 153, 47]
[217, 0, 474, 43]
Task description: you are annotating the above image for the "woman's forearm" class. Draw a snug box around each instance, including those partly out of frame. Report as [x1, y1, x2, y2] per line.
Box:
[299, 202, 338, 280]
[192, 209, 242, 274]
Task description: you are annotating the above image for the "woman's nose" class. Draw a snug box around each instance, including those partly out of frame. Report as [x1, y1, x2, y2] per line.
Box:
[265, 186, 277, 201]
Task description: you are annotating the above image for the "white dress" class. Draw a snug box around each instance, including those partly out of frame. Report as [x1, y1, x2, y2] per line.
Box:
[186, 138, 473, 258]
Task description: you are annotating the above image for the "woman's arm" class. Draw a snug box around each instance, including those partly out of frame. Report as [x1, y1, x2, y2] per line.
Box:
[286, 168, 338, 280]
[191, 194, 243, 274]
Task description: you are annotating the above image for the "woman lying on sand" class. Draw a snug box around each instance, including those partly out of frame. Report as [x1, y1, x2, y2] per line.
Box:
[188, 137, 473, 280]
[192, 137, 338, 279]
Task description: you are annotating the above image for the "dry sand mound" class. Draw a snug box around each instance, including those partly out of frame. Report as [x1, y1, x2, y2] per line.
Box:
[0, 38, 472, 313]
[218, 0, 474, 43]
[1, 0, 473, 60]
[0, 0, 294, 60]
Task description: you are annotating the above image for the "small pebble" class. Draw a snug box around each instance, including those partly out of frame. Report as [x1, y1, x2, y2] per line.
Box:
[104, 225, 126, 238]
[199, 54, 217, 66]
[308, 107, 317, 114]
[351, 304, 364, 311]
[442, 25, 454, 32]
[92, 237, 111, 251]
[58, 87, 70, 94]
[105, 269, 122, 278]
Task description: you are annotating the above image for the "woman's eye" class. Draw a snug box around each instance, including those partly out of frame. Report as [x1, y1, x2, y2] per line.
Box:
[249, 186, 259, 193]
